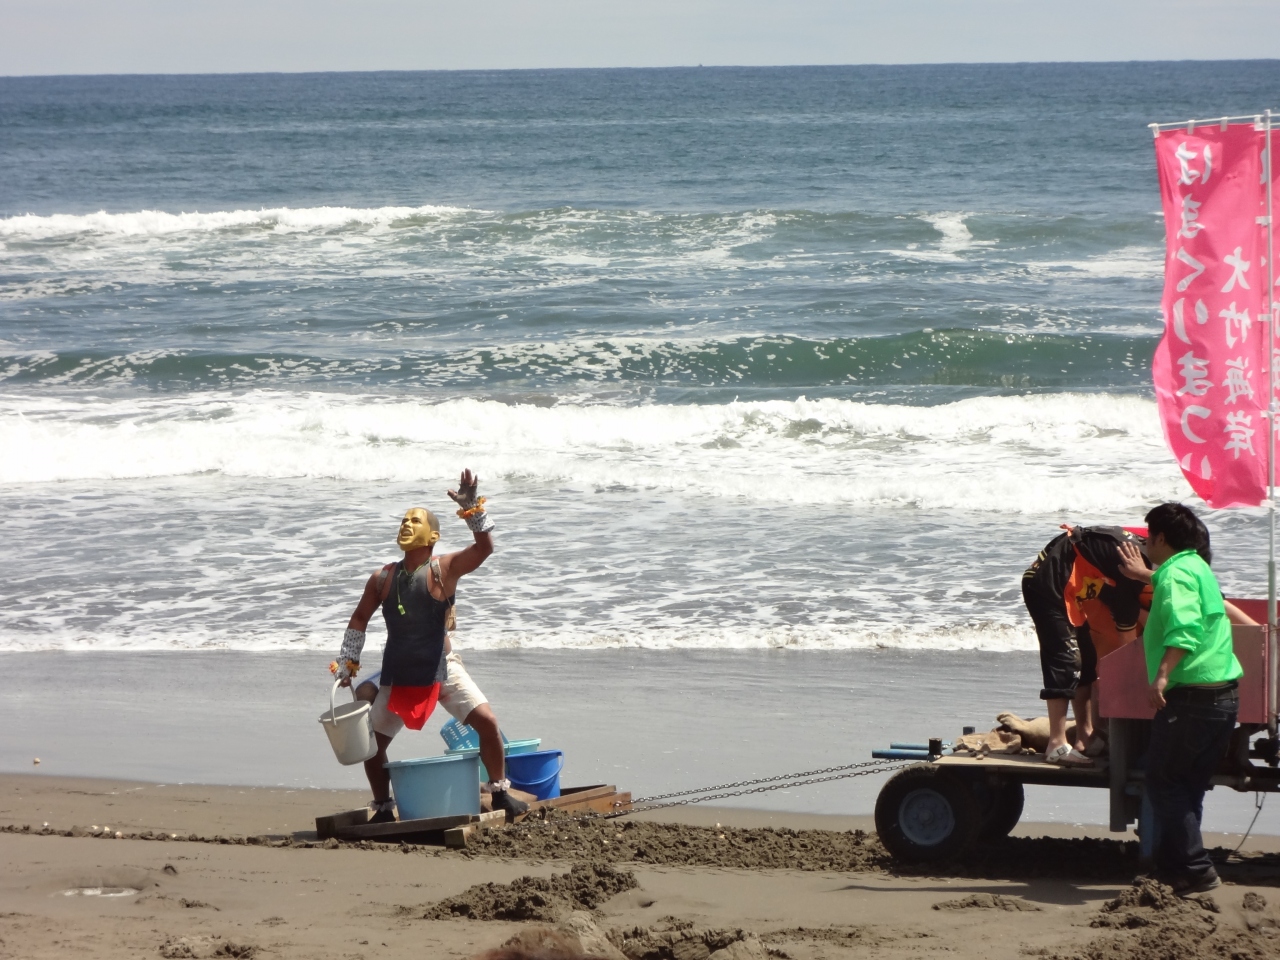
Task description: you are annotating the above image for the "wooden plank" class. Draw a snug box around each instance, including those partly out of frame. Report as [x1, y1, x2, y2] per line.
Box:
[529, 785, 617, 812]
[321, 786, 631, 842]
[444, 824, 475, 849]
[334, 811, 477, 840]
[475, 809, 508, 827]
[335, 808, 507, 842]
[570, 791, 631, 815]
[316, 808, 369, 840]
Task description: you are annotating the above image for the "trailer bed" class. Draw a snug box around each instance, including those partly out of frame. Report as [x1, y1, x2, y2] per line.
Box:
[933, 752, 1109, 788]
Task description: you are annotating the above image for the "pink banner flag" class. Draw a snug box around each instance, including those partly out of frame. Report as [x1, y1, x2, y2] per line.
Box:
[1153, 124, 1271, 507]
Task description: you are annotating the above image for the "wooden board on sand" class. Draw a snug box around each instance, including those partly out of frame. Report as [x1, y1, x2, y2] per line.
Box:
[317, 784, 632, 843]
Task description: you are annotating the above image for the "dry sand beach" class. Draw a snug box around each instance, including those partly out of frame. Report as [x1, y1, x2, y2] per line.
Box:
[3, 774, 1280, 960]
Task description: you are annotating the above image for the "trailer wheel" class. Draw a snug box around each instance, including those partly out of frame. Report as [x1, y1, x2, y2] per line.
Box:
[977, 780, 1024, 841]
[874, 765, 981, 862]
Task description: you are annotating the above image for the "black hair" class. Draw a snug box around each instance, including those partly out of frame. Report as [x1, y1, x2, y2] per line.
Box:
[1144, 502, 1212, 565]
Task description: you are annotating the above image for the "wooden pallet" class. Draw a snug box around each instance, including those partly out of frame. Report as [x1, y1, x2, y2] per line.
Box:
[316, 784, 632, 845]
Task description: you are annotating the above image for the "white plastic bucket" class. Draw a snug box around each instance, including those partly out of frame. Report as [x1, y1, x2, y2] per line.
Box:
[319, 680, 378, 765]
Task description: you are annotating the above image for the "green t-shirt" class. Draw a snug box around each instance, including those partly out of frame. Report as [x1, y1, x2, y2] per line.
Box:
[1143, 549, 1243, 688]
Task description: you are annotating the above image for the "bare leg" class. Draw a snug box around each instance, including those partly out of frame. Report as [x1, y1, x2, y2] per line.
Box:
[1046, 698, 1070, 755]
[464, 703, 505, 782]
[466, 703, 528, 822]
[1072, 683, 1094, 752]
[362, 732, 394, 801]
[354, 682, 394, 803]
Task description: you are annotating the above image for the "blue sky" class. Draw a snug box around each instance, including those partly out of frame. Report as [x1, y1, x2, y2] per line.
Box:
[1, 0, 1277, 75]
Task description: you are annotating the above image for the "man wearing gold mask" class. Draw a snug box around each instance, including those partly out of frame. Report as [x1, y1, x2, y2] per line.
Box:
[332, 469, 527, 823]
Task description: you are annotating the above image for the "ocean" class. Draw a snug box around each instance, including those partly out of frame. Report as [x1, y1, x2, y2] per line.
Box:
[2, 62, 1279, 828]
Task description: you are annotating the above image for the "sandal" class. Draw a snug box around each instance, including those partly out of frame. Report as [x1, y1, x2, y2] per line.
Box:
[1043, 744, 1094, 767]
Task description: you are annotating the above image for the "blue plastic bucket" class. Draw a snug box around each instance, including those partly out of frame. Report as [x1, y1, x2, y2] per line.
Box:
[385, 753, 481, 821]
[505, 749, 563, 800]
[446, 738, 543, 783]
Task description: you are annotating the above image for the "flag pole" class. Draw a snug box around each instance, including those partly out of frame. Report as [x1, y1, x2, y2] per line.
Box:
[1267, 108, 1278, 739]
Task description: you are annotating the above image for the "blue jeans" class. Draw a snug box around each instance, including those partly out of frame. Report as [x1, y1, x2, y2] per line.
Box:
[1145, 685, 1238, 882]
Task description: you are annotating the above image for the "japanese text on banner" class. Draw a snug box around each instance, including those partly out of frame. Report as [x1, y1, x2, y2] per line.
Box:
[1152, 124, 1271, 507]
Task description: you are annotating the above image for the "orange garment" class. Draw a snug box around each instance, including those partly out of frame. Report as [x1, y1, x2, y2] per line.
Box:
[1064, 552, 1112, 628]
[1082, 584, 1153, 661]
[387, 682, 441, 730]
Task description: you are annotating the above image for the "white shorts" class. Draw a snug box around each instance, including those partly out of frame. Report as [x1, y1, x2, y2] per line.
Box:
[367, 651, 488, 738]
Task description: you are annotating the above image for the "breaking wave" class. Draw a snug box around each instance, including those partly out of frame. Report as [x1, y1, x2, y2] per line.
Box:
[0, 622, 1038, 654]
[0, 204, 474, 240]
[0, 390, 1185, 514]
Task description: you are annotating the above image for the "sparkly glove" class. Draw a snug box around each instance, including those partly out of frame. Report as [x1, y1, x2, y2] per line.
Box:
[457, 499, 495, 533]
[330, 628, 366, 680]
[449, 475, 495, 533]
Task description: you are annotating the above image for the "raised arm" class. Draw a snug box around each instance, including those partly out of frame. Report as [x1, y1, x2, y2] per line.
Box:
[439, 468, 495, 588]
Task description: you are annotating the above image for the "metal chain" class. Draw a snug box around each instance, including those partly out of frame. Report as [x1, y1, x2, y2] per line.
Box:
[628, 759, 909, 806]
[495, 758, 913, 833]
[619, 761, 912, 816]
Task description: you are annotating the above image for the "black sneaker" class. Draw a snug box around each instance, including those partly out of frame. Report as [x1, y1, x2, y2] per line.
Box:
[490, 789, 529, 823]
[368, 806, 396, 825]
[1172, 871, 1221, 896]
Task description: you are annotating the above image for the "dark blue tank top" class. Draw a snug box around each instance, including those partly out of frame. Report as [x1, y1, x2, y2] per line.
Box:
[379, 560, 450, 686]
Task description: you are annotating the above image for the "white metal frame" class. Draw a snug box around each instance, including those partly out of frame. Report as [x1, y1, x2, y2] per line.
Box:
[1148, 111, 1279, 738]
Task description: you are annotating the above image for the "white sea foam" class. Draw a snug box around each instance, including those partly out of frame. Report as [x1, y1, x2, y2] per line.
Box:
[1030, 245, 1163, 280]
[922, 212, 978, 254]
[0, 204, 473, 240]
[0, 390, 1188, 514]
[0, 622, 1038, 654]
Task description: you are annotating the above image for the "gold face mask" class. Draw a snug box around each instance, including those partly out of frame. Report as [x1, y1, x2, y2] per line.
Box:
[396, 508, 440, 553]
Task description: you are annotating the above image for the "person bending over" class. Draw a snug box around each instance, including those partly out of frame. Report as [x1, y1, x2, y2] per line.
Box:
[332, 470, 528, 823]
[1122, 502, 1241, 895]
[1022, 525, 1149, 766]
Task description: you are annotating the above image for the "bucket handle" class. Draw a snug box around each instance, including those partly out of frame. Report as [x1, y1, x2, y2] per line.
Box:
[328, 678, 359, 726]
[328, 679, 341, 726]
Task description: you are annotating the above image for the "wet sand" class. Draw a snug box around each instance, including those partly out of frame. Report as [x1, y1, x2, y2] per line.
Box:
[6, 649, 1278, 834]
[3, 774, 1280, 960]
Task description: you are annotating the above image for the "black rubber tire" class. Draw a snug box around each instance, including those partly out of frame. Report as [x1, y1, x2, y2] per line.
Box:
[977, 779, 1024, 841]
[874, 764, 982, 863]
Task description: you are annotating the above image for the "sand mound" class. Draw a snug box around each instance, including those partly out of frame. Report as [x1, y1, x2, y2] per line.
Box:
[760, 926, 890, 947]
[423, 862, 638, 922]
[612, 916, 766, 960]
[464, 816, 891, 872]
[1048, 878, 1280, 960]
[464, 816, 1145, 881]
[492, 916, 771, 960]
[158, 936, 255, 959]
[933, 893, 1041, 911]
[1243, 891, 1268, 913]
[496, 914, 629, 960]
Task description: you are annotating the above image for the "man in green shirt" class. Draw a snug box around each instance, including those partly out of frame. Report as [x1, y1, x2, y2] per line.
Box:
[1138, 502, 1242, 895]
